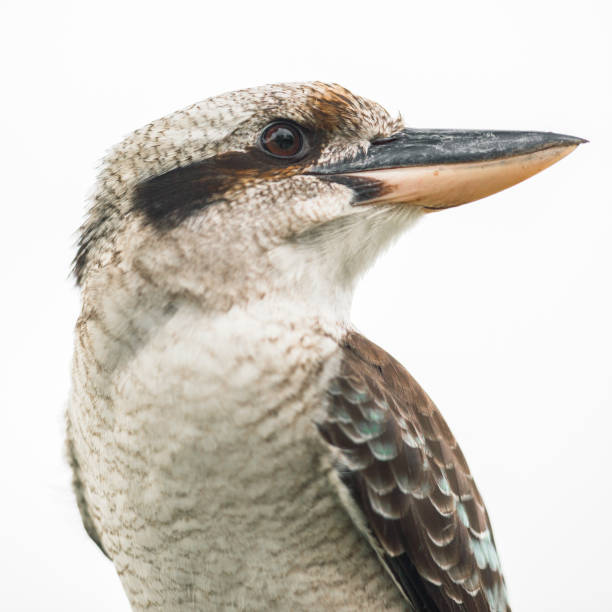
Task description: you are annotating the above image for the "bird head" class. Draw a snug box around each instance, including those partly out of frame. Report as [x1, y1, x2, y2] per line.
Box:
[75, 82, 583, 318]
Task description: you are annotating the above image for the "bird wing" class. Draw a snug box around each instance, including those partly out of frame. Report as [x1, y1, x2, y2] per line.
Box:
[317, 331, 510, 611]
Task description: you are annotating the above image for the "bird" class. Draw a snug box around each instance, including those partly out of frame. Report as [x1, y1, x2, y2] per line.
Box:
[67, 81, 583, 611]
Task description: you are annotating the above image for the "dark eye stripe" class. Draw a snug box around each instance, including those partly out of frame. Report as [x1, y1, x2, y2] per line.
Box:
[132, 124, 317, 232]
[132, 148, 305, 230]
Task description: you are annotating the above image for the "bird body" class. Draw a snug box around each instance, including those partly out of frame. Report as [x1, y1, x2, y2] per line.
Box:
[69, 290, 408, 609]
[68, 82, 582, 610]
[68, 207, 416, 609]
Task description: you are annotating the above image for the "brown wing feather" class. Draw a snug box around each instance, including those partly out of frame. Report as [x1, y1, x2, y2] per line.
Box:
[318, 331, 510, 611]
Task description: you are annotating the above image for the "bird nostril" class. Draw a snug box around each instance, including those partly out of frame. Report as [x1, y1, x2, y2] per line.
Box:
[371, 135, 399, 146]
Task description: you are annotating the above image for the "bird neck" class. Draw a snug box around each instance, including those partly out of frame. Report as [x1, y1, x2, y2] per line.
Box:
[76, 260, 350, 397]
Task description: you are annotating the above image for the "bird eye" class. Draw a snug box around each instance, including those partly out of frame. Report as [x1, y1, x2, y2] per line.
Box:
[259, 121, 306, 159]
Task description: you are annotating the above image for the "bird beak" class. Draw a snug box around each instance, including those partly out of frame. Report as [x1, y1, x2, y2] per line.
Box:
[310, 129, 586, 211]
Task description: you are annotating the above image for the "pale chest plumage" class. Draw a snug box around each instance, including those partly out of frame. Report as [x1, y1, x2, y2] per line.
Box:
[68, 296, 405, 610]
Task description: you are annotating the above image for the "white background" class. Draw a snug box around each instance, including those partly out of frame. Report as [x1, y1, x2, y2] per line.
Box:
[2, 1, 610, 610]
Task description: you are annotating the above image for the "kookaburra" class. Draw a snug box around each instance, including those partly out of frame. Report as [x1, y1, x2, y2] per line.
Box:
[67, 82, 583, 611]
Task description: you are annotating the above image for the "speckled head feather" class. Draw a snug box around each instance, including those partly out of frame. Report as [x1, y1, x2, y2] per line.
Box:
[74, 82, 402, 287]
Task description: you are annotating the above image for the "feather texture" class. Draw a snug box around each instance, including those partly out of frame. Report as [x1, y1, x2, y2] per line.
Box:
[318, 331, 510, 611]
